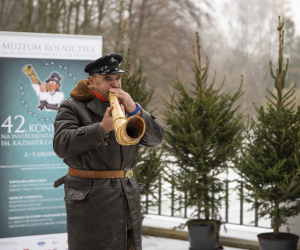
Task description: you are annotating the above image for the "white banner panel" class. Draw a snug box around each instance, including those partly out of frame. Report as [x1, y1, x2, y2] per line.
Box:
[0, 32, 102, 60]
[0, 232, 68, 250]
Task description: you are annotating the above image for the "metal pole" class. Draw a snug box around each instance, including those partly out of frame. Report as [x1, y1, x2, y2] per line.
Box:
[146, 192, 149, 214]
[212, 185, 215, 220]
[240, 181, 243, 225]
[255, 199, 258, 227]
[158, 175, 161, 215]
[226, 180, 229, 223]
[184, 192, 187, 218]
[171, 178, 174, 217]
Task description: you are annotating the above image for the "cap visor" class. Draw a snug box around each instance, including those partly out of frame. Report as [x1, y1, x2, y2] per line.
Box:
[100, 69, 125, 75]
[110, 69, 125, 74]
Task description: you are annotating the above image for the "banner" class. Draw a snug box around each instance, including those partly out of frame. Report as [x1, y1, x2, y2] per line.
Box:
[0, 32, 102, 244]
[0, 233, 68, 250]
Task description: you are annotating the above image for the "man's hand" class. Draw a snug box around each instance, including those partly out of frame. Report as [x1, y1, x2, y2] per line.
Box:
[109, 88, 141, 116]
[100, 105, 125, 134]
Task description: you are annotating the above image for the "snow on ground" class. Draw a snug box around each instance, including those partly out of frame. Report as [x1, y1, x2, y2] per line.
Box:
[143, 214, 272, 242]
[142, 235, 248, 250]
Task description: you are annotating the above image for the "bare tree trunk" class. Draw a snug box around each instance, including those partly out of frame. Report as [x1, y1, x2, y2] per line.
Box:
[61, 0, 67, 33]
[203, 173, 210, 220]
[48, 0, 65, 33]
[36, 0, 49, 33]
[134, 0, 147, 43]
[19, 0, 34, 32]
[0, 0, 6, 30]
[130, 0, 147, 69]
[114, 2, 122, 52]
[74, 0, 81, 34]
[81, 0, 89, 34]
[85, 0, 95, 34]
[2, 0, 18, 29]
[66, 0, 73, 34]
[128, 0, 134, 31]
[120, 0, 125, 56]
[97, 0, 105, 34]
[274, 199, 280, 235]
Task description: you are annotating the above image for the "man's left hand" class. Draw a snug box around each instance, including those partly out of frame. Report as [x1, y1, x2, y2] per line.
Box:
[109, 88, 141, 116]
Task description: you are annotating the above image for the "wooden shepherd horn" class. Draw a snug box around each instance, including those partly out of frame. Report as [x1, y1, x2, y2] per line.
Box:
[23, 65, 42, 85]
[109, 92, 146, 145]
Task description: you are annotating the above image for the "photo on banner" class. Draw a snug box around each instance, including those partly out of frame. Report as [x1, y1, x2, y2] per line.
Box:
[0, 32, 102, 242]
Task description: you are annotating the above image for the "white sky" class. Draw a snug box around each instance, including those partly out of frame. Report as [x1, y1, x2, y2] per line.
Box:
[211, 0, 300, 36]
[289, 0, 300, 35]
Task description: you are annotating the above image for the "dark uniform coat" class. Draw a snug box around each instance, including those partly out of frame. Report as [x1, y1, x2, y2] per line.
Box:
[53, 80, 164, 250]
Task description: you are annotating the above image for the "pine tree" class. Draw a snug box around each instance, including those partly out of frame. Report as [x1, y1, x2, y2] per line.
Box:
[121, 49, 164, 213]
[119, 0, 165, 213]
[135, 147, 165, 214]
[234, 17, 300, 236]
[162, 32, 245, 234]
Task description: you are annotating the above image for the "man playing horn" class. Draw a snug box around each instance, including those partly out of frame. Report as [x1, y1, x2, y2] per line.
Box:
[53, 53, 163, 250]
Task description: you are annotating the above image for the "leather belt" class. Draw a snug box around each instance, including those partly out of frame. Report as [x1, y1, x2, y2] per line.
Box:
[67, 167, 134, 179]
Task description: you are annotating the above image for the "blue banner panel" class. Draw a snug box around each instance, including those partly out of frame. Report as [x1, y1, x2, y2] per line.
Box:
[0, 57, 90, 238]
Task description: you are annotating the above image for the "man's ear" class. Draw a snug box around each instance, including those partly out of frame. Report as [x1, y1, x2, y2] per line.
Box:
[88, 75, 95, 87]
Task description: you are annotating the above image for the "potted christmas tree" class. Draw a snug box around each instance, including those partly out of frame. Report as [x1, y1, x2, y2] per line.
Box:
[162, 32, 245, 250]
[234, 17, 300, 250]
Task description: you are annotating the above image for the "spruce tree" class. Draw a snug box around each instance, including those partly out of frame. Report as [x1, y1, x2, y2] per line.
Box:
[162, 33, 244, 233]
[121, 49, 164, 213]
[135, 147, 165, 214]
[119, 1, 165, 213]
[234, 17, 300, 236]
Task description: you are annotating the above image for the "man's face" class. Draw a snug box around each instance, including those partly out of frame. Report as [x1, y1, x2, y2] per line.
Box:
[46, 81, 59, 92]
[88, 73, 122, 99]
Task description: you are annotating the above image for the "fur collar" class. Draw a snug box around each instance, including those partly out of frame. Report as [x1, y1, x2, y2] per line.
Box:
[70, 79, 95, 101]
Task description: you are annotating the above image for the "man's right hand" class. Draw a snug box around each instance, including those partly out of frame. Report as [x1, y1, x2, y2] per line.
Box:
[100, 105, 125, 134]
[100, 106, 114, 134]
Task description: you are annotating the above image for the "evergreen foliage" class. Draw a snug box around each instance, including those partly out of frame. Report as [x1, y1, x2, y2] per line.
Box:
[136, 147, 166, 214]
[162, 33, 245, 233]
[121, 48, 163, 213]
[119, 0, 164, 214]
[234, 17, 300, 236]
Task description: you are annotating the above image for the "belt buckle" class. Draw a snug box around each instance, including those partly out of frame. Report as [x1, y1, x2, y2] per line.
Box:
[125, 169, 134, 179]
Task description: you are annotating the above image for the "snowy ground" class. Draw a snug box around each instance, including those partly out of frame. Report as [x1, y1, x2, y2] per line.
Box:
[142, 235, 248, 250]
[143, 214, 272, 242]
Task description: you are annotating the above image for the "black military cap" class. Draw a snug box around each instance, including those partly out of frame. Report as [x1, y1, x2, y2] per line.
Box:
[84, 53, 125, 75]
